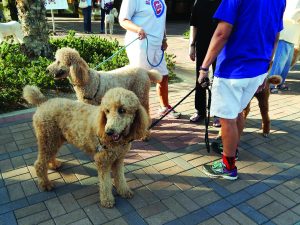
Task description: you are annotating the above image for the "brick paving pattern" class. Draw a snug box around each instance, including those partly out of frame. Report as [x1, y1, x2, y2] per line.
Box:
[0, 20, 300, 224]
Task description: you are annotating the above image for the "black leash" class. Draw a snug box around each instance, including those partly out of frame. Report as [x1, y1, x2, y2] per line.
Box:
[148, 77, 212, 153]
[148, 87, 196, 130]
[201, 78, 211, 153]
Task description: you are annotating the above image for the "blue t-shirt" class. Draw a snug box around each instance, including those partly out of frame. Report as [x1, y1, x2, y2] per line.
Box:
[214, 0, 285, 79]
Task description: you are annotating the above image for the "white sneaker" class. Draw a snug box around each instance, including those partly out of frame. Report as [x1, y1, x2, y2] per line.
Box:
[157, 105, 181, 119]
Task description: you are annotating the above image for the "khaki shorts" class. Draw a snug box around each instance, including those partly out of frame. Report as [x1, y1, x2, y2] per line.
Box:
[210, 73, 267, 119]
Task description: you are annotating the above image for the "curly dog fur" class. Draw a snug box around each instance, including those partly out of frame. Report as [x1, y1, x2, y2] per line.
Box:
[23, 85, 149, 208]
[46, 47, 162, 114]
[243, 75, 282, 137]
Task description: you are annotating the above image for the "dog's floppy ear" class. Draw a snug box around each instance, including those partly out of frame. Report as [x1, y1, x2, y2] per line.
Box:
[128, 105, 149, 140]
[69, 58, 90, 86]
[97, 108, 107, 140]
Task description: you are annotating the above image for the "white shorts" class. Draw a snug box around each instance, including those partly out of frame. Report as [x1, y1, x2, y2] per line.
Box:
[126, 42, 168, 76]
[210, 73, 267, 119]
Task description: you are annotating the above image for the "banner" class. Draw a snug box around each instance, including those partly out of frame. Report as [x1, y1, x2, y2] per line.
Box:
[45, 0, 68, 10]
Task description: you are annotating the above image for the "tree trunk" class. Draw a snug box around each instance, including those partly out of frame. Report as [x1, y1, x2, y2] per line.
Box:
[16, 0, 51, 57]
[2, 0, 18, 21]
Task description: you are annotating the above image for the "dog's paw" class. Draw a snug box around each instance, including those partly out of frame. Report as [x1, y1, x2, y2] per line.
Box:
[39, 180, 54, 191]
[141, 130, 151, 142]
[263, 133, 269, 138]
[100, 198, 115, 208]
[118, 189, 134, 199]
[48, 160, 62, 170]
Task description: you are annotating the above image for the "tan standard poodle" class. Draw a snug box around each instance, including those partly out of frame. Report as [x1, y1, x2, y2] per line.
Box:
[46, 47, 162, 116]
[23, 85, 149, 208]
[243, 75, 282, 137]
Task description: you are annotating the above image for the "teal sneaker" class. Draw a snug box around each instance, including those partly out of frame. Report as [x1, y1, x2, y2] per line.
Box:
[202, 161, 238, 180]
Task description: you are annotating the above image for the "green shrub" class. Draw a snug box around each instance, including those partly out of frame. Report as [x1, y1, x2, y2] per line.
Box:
[0, 43, 53, 111]
[0, 31, 177, 113]
[183, 29, 190, 39]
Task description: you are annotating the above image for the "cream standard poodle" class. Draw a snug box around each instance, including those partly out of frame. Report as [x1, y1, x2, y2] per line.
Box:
[23, 85, 149, 208]
[46, 47, 162, 117]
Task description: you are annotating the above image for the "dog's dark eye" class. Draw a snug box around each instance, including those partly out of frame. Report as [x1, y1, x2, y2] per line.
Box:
[118, 107, 126, 114]
[106, 109, 110, 113]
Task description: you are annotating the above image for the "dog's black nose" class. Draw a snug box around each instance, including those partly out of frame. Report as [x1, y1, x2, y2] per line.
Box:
[106, 129, 114, 136]
[46, 69, 50, 74]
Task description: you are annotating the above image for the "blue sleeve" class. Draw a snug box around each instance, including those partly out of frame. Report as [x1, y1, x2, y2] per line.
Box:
[213, 0, 240, 25]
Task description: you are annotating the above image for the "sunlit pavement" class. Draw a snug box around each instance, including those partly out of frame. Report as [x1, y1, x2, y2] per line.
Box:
[0, 20, 300, 225]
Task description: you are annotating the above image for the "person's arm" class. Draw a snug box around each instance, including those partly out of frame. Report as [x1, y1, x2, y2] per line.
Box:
[189, 26, 197, 61]
[198, 21, 233, 83]
[118, 19, 146, 39]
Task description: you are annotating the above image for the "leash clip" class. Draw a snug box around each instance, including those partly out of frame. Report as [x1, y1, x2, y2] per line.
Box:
[96, 145, 104, 152]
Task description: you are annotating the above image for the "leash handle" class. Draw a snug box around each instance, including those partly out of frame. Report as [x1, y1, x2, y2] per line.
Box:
[145, 36, 164, 68]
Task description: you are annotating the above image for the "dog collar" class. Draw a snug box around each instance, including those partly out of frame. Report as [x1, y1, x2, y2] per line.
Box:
[83, 83, 100, 101]
[96, 136, 134, 152]
[96, 136, 108, 152]
[67, 72, 100, 101]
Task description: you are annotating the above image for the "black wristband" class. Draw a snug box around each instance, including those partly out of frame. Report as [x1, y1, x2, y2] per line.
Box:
[200, 67, 209, 72]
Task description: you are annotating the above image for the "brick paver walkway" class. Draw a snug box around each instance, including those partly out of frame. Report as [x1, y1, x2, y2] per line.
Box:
[0, 20, 300, 225]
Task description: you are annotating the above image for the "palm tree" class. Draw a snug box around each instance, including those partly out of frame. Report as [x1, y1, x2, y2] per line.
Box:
[2, 0, 18, 21]
[16, 0, 51, 57]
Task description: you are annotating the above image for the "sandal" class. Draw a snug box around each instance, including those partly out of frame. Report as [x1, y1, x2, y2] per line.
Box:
[213, 117, 221, 127]
[189, 113, 204, 122]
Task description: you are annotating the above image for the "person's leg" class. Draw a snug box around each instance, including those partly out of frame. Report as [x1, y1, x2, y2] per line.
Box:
[278, 42, 294, 88]
[87, 6, 92, 32]
[156, 75, 169, 107]
[202, 77, 246, 180]
[195, 44, 208, 117]
[269, 40, 288, 89]
[100, 8, 105, 33]
[153, 49, 181, 118]
[220, 117, 238, 158]
[82, 8, 88, 32]
[236, 112, 245, 141]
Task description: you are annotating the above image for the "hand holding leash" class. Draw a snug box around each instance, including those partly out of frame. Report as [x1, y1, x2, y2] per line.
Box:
[198, 67, 209, 84]
[161, 39, 168, 51]
[137, 27, 146, 40]
[199, 77, 210, 89]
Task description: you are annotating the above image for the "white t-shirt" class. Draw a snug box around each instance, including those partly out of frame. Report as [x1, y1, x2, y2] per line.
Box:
[280, 0, 300, 46]
[119, 0, 167, 48]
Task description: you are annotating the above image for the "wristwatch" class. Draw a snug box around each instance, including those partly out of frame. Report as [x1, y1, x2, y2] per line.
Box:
[200, 67, 209, 72]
